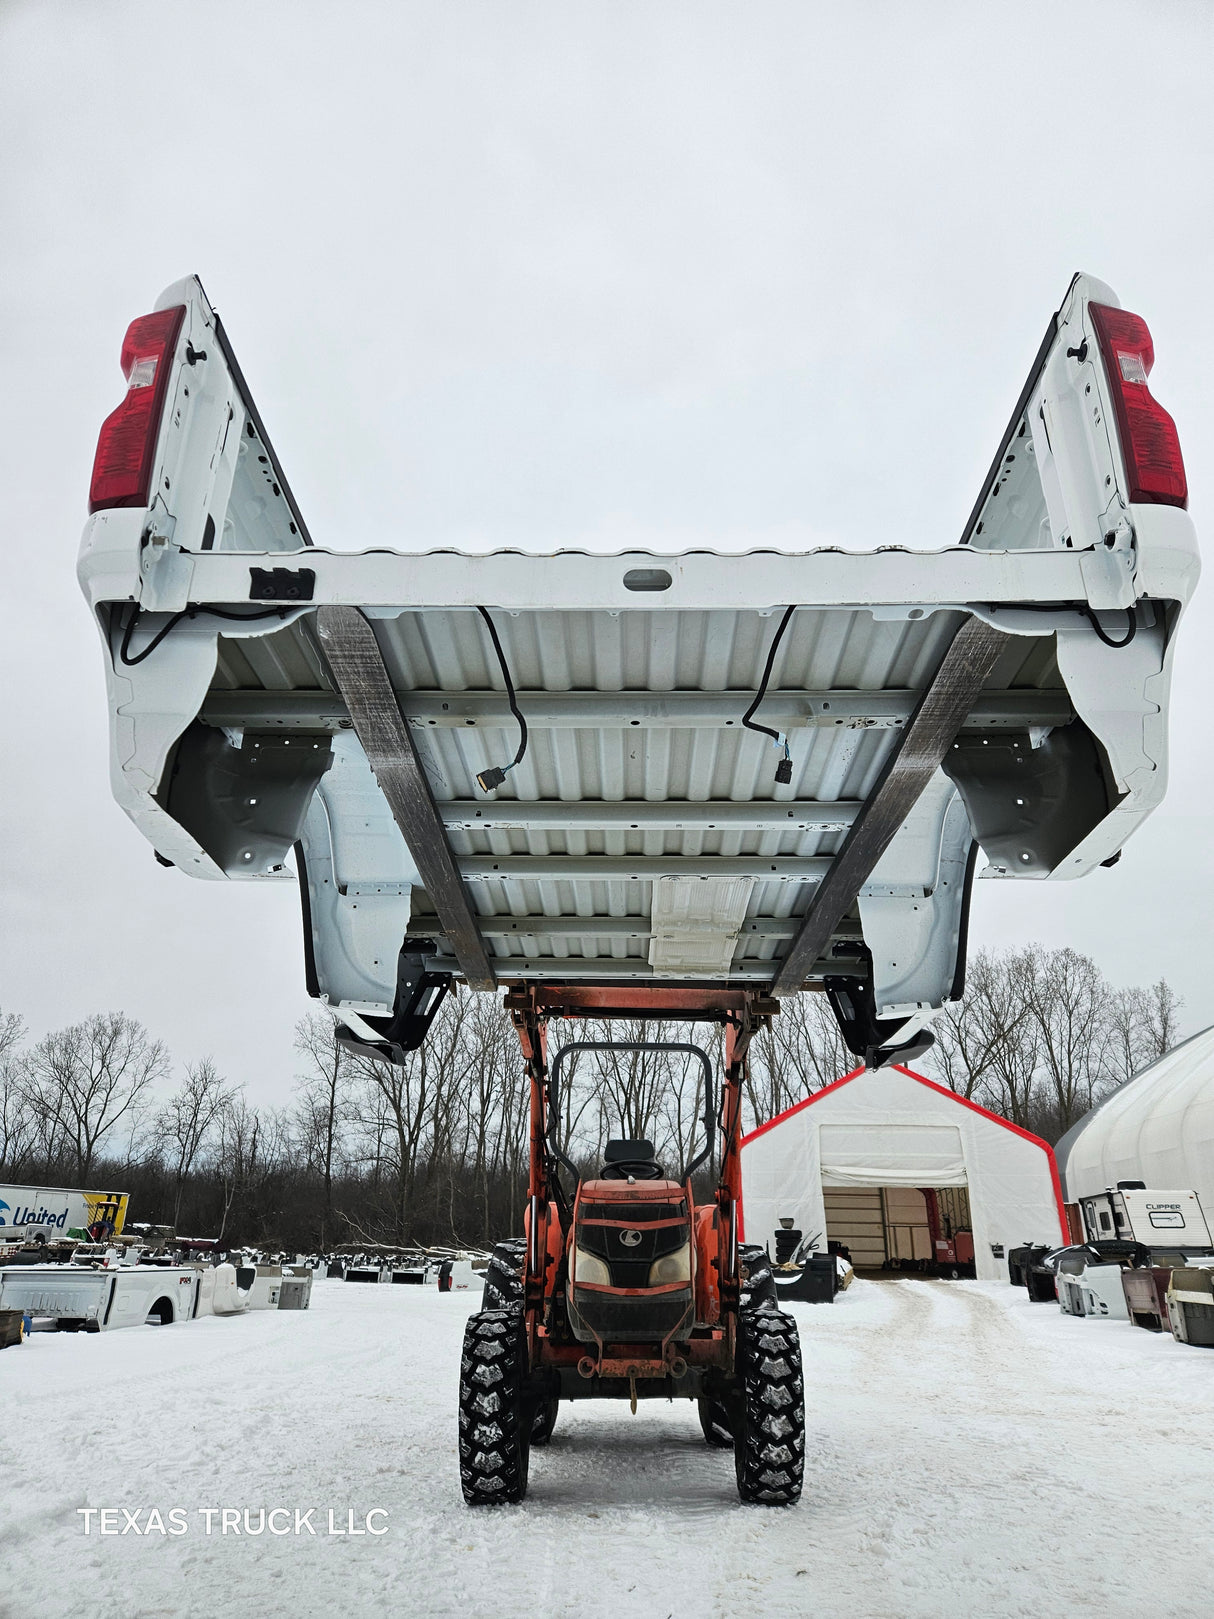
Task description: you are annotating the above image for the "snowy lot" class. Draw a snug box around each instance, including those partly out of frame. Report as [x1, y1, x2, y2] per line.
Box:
[2, 1277, 1213, 1619]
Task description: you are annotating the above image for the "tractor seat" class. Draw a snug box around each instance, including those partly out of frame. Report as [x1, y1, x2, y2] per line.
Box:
[600, 1139, 664, 1180]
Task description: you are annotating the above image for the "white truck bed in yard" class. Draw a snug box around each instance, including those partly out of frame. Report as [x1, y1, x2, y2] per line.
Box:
[0, 1260, 310, 1329]
[0, 1263, 206, 1329]
[77, 272, 1198, 1063]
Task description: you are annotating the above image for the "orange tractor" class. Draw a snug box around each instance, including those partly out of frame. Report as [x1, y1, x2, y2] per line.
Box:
[459, 983, 803, 1506]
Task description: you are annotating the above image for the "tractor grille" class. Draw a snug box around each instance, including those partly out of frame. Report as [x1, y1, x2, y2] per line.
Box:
[571, 1289, 693, 1346]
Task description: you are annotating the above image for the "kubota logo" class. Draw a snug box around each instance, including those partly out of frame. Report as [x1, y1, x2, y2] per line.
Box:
[619, 1229, 642, 1247]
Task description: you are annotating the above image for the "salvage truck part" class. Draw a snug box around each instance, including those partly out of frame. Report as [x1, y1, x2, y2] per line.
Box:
[77, 272, 1197, 1500]
[78, 272, 1196, 1066]
[0, 1260, 225, 1330]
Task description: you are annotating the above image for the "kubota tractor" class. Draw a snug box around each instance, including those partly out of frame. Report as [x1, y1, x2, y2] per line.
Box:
[458, 984, 804, 1506]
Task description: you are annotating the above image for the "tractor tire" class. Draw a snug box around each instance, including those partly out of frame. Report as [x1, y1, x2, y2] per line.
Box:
[479, 1239, 554, 1445]
[481, 1238, 526, 1311]
[529, 1395, 560, 1446]
[697, 1397, 734, 1447]
[458, 1306, 530, 1505]
[733, 1307, 805, 1506]
[739, 1244, 778, 1312]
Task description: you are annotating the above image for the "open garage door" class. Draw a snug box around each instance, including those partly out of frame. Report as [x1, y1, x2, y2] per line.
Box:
[823, 1188, 886, 1269]
[818, 1123, 967, 1186]
[823, 1185, 975, 1272]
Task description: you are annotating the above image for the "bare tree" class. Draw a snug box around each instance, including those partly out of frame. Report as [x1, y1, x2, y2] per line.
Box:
[457, 993, 527, 1242]
[580, 1020, 676, 1159]
[1025, 947, 1118, 1134]
[293, 1014, 352, 1247]
[931, 949, 1040, 1121]
[210, 1092, 293, 1244]
[0, 1009, 24, 1068]
[1141, 978, 1184, 1058]
[0, 1010, 35, 1177]
[746, 992, 850, 1129]
[156, 1058, 234, 1229]
[22, 1013, 167, 1181]
[929, 945, 1183, 1139]
[350, 991, 472, 1243]
[1106, 979, 1184, 1084]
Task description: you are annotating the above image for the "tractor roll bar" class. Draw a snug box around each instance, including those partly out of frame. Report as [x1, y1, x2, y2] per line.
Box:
[547, 1041, 716, 1187]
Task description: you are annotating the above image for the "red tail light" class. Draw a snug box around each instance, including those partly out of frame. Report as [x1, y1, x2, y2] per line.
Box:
[88, 306, 186, 512]
[1088, 302, 1187, 509]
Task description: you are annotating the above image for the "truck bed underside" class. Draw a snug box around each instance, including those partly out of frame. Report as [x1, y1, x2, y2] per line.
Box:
[77, 270, 1199, 1052]
[205, 607, 1064, 1000]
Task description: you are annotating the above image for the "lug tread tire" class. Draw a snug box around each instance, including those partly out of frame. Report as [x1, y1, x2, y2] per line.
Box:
[739, 1243, 778, 1312]
[734, 1307, 805, 1506]
[481, 1238, 526, 1311]
[530, 1396, 560, 1446]
[697, 1397, 734, 1447]
[458, 1306, 530, 1505]
[479, 1239, 556, 1444]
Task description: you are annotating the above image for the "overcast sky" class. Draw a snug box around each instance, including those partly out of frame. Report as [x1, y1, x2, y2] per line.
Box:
[1, 1, 1212, 1108]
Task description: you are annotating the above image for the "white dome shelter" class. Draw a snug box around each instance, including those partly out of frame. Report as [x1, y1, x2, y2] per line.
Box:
[740, 1065, 1067, 1282]
[1056, 1025, 1214, 1213]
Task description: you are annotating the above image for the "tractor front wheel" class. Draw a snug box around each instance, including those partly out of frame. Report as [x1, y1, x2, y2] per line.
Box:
[477, 1240, 559, 1446]
[458, 1307, 530, 1505]
[733, 1307, 804, 1505]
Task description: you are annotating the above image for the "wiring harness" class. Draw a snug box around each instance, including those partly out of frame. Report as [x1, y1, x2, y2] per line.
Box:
[474, 606, 529, 792]
[741, 604, 798, 784]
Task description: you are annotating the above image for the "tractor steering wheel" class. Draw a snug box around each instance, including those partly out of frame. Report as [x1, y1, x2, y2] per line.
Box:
[601, 1159, 664, 1181]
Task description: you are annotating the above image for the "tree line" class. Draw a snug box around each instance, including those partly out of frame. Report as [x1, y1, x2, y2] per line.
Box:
[0, 945, 1181, 1251]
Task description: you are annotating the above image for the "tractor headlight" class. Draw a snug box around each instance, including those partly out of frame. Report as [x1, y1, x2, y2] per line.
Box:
[573, 1246, 611, 1286]
[647, 1242, 691, 1286]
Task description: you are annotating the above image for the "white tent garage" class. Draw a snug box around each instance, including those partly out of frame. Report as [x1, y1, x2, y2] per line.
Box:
[1057, 1024, 1214, 1214]
[740, 1065, 1067, 1282]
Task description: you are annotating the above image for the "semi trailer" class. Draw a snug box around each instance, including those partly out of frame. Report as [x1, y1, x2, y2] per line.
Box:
[77, 271, 1197, 1503]
[0, 1185, 129, 1246]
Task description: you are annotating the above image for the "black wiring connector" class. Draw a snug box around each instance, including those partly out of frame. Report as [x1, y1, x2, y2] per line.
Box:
[741, 604, 798, 784]
[475, 606, 528, 792]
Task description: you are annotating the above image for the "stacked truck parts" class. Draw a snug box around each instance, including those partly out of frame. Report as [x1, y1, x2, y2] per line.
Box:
[1010, 1184, 1214, 1350]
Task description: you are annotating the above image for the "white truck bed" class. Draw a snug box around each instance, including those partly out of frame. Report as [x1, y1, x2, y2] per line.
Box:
[0, 1260, 309, 1329]
[77, 272, 1198, 1062]
[0, 1264, 204, 1329]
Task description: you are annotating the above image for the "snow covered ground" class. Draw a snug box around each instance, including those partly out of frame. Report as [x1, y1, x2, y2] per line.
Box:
[2, 1276, 1212, 1619]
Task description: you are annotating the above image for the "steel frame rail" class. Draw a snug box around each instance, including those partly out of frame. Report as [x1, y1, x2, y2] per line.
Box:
[314, 605, 496, 990]
[772, 615, 1013, 996]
